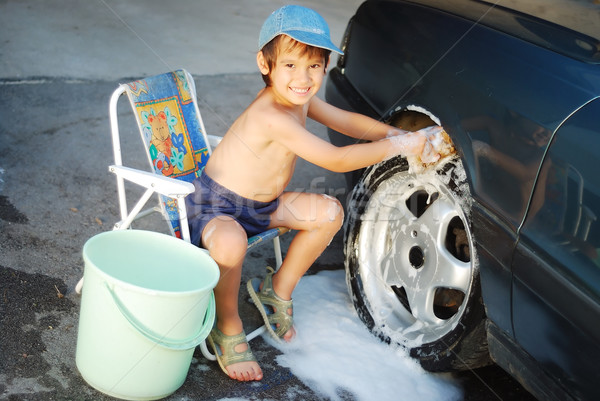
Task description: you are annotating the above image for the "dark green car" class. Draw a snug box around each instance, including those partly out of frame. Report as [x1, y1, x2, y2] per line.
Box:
[326, 1, 600, 400]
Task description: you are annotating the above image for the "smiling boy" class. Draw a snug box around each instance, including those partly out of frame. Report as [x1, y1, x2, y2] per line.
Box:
[186, 5, 440, 382]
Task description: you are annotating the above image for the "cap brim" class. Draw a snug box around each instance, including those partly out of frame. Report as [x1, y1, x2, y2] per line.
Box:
[284, 30, 344, 55]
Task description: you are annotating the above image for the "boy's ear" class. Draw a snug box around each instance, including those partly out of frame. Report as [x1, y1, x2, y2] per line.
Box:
[257, 51, 270, 75]
[324, 55, 331, 74]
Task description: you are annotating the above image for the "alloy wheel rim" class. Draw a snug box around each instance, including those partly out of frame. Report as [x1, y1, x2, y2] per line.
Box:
[356, 168, 473, 346]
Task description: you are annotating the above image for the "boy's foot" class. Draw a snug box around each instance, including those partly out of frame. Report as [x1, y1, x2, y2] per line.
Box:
[247, 266, 295, 343]
[207, 327, 263, 381]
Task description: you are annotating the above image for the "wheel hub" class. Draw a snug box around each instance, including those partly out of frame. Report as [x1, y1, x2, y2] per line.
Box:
[408, 246, 425, 269]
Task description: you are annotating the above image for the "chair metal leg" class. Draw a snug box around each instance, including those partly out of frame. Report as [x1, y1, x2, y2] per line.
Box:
[247, 325, 267, 341]
[199, 340, 216, 361]
[273, 236, 283, 268]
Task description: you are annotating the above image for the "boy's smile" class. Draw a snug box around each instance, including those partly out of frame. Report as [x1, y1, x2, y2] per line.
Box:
[290, 87, 310, 95]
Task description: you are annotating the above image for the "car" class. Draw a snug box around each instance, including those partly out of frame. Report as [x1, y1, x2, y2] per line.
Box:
[325, 1, 600, 400]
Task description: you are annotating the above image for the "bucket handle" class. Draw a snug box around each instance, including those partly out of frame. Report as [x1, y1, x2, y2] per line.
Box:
[106, 283, 215, 350]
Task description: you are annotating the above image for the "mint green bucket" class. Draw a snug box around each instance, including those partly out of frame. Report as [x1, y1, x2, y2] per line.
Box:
[76, 230, 219, 400]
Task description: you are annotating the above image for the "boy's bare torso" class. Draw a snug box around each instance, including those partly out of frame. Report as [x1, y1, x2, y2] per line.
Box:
[204, 88, 305, 202]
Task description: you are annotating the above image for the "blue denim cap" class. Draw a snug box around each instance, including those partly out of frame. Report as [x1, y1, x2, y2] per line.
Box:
[258, 5, 343, 54]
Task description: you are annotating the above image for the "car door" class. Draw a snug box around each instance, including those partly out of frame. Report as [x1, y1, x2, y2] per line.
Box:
[512, 98, 600, 399]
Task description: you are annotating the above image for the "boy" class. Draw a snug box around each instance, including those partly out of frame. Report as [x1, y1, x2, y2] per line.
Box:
[186, 5, 440, 382]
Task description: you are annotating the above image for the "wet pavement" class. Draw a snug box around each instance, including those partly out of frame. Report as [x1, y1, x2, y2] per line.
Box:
[0, 1, 537, 400]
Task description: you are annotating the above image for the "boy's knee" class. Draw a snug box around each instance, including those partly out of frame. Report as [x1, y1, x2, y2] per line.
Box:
[203, 220, 247, 266]
[210, 234, 247, 267]
[320, 195, 344, 230]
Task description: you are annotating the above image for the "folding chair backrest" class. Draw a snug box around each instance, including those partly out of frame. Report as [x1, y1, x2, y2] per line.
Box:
[123, 70, 211, 239]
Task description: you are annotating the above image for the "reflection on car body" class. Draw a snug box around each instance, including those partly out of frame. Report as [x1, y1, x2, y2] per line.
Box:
[325, 1, 600, 400]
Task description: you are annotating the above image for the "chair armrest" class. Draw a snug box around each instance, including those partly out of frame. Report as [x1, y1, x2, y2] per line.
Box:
[109, 165, 195, 197]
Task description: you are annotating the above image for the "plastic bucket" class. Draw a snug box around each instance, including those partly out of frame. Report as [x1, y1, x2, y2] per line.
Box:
[76, 230, 219, 400]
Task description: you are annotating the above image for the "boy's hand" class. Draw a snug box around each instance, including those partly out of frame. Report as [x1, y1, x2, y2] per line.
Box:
[420, 126, 445, 163]
[385, 126, 443, 162]
[420, 140, 440, 164]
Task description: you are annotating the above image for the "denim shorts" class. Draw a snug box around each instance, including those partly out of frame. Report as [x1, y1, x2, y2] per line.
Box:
[185, 172, 279, 246]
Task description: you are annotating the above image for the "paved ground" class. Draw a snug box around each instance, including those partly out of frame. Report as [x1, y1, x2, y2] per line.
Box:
[0, 71, 351, 401]
[0, 1, 537, 400]
[0, 0, 361, 80]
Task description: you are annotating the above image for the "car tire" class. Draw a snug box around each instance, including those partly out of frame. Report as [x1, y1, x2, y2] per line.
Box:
[344, 154, 492, 372]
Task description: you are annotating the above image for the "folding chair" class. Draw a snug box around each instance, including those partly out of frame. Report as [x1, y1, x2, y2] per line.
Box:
[76, 69, 288, 359]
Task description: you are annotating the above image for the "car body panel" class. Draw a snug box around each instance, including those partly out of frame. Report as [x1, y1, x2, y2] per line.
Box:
[326, 0, 600, 398]
[513, 98, 600, 399]
[335, 0, 599, 227]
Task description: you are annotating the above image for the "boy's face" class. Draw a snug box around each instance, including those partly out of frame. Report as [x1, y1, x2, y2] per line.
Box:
[258, 39, 327, 107]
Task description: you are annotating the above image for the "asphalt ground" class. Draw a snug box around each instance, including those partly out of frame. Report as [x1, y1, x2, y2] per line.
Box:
[0, 73, 349, 400]
[0, 73, 538, 401]
[0, 1, 538, 400]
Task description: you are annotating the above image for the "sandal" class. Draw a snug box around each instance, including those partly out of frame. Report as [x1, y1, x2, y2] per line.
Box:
[207, 326, 257, 376]
[247, 266, 294, 343]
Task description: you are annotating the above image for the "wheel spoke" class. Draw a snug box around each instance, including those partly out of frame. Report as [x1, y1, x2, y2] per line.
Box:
[380, 249, 402, 286]
[380, 235, 409, 287]
[378, 184, 414, 218]
[424, 198, 472, 292]
[435, 247, 471, 292]
[417, 194, 456, 237]
[406, 285, 438, 324]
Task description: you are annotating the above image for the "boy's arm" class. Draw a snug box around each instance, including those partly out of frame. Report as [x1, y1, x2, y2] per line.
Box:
[307, 96, 396, 141]
[266, 111, 426, 173]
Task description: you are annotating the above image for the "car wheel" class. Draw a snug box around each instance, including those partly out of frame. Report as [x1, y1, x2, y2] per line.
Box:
[345, 154, 491, 371]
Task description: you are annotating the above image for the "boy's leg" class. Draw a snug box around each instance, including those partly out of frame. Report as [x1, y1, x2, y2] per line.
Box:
[202, 216, 263, 381]
[265, 192, 344, 338]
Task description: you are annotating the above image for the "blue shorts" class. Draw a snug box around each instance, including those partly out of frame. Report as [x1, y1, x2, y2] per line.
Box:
[185, 172, 279, 246]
